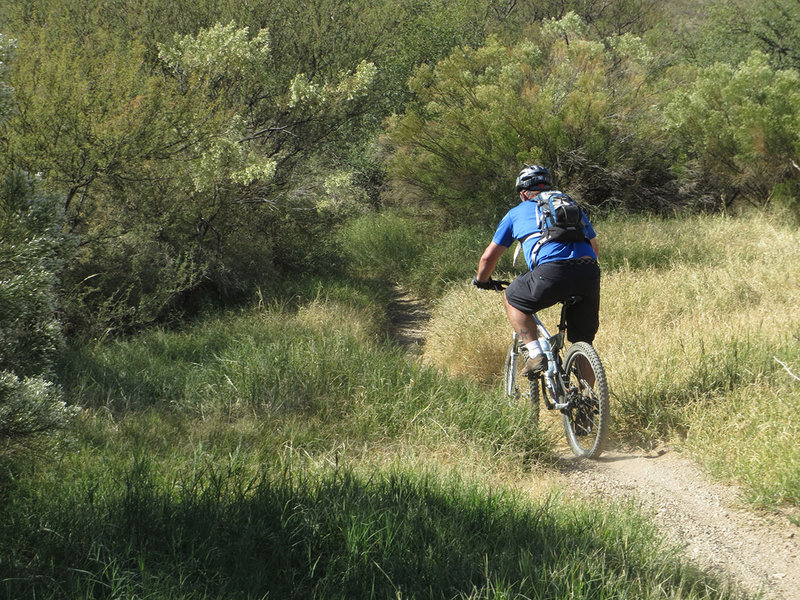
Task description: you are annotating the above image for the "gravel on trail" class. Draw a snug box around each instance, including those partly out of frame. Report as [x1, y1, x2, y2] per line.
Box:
[559, 448, 800, 600]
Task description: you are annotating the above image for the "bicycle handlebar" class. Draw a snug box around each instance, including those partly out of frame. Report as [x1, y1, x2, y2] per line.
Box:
[472, 276, 509, 291]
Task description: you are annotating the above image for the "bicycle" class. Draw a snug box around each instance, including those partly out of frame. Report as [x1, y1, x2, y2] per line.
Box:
[501, 291, 610, 459]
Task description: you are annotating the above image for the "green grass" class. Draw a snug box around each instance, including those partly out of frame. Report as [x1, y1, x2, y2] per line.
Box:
[57, 299, 548, 463]
[2, 456, 744, 599]
[2, 277, 748, 599]
[335, 209, 506, 300]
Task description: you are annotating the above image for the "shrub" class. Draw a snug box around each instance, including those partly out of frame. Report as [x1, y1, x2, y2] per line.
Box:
[0, 172, 76, 448]
[0, 173, 70, 377]
[384, 15, 675, 223]
[664, 52, 800, 211]
[0, 372, 76, 446]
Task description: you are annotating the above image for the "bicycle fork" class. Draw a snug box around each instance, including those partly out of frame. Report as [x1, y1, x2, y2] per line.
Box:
[531, 308, 576, 412]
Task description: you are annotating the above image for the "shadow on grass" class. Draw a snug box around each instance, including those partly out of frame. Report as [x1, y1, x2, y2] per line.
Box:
[2, 460, 746, 600]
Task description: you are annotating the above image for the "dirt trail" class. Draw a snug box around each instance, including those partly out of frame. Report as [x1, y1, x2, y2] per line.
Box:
[560, 448, 800, 599]
[387, 284, 430, 353]
[388, 287, 800, 599]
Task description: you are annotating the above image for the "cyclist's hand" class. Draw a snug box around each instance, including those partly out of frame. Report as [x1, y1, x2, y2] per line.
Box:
[472, 276, 508, 291]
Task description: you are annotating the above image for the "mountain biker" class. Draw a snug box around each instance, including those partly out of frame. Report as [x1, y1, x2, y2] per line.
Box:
[473, 165, 600, 375]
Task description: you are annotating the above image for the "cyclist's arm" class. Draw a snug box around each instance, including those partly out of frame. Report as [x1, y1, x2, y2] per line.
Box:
[476, 242, 506, 282]
[590, 237, 599, 258]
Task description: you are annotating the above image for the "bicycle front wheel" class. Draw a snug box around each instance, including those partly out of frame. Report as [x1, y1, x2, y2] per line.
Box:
[561, 342, 609, 458]
[504, 338, 540, 422]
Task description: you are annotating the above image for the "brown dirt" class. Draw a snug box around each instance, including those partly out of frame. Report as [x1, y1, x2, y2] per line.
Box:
[559, 448, 800, 599]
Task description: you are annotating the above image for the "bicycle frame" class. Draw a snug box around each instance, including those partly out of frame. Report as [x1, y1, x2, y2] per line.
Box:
[513, 296, 580, 412]
[535, 303, 570, 411]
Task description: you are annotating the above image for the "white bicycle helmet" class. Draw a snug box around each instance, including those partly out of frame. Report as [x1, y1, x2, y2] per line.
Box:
[515, 164, 552, 192]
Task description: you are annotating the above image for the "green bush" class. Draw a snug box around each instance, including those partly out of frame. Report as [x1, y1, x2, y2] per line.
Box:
[384, 16, 675, 223]
[0, 172, 75, 447]
[686, 0, 800, 71]
[0, 173, 70, 377]
[664, 51, 800, 211]
[0, 372, 75, 444]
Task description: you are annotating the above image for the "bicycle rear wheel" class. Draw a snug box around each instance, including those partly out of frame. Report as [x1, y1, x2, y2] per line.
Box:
[561, 342, 609, 458]
[504, 338, 540, 422]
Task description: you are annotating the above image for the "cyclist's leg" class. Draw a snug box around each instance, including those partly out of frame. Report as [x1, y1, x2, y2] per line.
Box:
[504, 265, 565, 337]
[564, 262, 601, 386]
[505, 266, 565, 370]
[564, 261, 600, 344]
[504, 294, 537, 344]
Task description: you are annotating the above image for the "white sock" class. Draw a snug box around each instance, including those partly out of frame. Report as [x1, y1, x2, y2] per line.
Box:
[524, 340, 543, 358]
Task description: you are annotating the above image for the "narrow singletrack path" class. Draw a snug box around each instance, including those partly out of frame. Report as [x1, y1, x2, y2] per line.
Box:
[387, 284, 430, 353]
[559, 448, 800, 599]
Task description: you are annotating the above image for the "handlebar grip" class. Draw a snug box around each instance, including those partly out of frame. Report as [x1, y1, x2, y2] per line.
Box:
[473, 277, 509, 291]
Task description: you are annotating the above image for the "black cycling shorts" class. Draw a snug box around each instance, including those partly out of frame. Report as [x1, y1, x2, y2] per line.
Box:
[504, 259, 601, 343]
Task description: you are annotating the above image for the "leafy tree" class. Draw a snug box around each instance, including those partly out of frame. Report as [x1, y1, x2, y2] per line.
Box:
[672, 0, 800, 71]
[664, 51, 800, 210]
[0, 35, 69, 451]
[0, 0, 501, 332]
[384, 15, 674, 222]
[0, 12, 382, 332]
[2, 25, 223, 332]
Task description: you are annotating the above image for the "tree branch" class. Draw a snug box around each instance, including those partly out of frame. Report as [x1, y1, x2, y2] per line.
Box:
[774, 356, 800, 382]
[239, 126, 298, 143]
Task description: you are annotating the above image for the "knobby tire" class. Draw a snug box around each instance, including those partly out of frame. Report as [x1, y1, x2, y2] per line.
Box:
[561, 341, 609, 458]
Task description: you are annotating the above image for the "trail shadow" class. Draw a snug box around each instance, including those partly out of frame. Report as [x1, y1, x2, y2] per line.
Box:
[4, 462, 735, 599]
[554, 448, 671, 472]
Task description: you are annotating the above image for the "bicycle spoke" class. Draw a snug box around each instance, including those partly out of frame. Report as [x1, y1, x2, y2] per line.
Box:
[503, 339, 539, 423]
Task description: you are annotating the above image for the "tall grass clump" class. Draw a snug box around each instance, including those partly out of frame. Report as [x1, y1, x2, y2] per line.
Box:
[336, 211, 426, 282]
[59, 286, 551, 465]
[684, 378, 800, 507]
[404, 224, 507, 300]
[599, 213, 800, 445]
[423, 285, 511, 383]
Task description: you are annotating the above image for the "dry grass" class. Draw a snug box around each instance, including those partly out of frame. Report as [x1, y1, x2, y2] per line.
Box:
[421, 285, 511, 383]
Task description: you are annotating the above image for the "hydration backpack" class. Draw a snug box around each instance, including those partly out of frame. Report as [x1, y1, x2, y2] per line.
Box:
[531, 191, 587, 256]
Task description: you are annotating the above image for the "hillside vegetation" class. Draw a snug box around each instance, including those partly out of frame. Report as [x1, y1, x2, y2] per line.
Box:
[2, 0, 800, 597]
[3, 212, 798, 598]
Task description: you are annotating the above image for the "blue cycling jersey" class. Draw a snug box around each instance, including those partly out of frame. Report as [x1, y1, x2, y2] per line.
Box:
[492, 194, 596, 270]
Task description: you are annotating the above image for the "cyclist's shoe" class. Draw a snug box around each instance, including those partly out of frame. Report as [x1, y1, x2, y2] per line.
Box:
[521, 353, 546, 376]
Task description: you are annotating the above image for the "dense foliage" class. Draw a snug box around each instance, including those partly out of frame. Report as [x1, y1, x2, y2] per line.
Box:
[0, 0, 798, 357]
[0, 35, 75, 449]
[384, 22, 671, 222]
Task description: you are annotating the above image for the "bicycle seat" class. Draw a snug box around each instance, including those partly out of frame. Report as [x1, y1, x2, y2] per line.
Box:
[563, 295, 582, 306]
